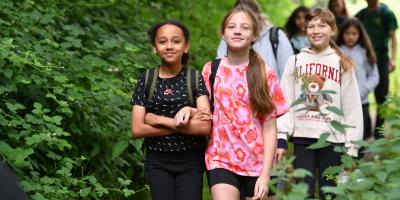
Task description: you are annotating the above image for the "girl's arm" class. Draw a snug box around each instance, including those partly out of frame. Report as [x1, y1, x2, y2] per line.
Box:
[277, 56, 296, 145]
[131, 105, 175, 139]
[253, 118, 277, 200]
[360, 62, 379, 98]
[341, 70, 364, 157]
[144, 95, 211, 136]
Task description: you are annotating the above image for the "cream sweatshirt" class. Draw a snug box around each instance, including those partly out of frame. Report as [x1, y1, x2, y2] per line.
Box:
[277, 47, 363, 157]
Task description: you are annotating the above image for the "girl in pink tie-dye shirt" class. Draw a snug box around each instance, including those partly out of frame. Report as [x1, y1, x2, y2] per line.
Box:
[202, 4, 287, 200]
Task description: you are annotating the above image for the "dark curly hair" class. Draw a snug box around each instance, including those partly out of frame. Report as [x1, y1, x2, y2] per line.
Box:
[284, 6, 310, 39]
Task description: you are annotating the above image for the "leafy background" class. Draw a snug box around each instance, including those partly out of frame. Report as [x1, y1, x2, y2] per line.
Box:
[0, 0, 399, 199]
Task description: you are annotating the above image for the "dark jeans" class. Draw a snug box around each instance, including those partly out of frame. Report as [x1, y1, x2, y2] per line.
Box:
[145, 149, 205, 200]
[374, 58, 389, 138]
[358, 104, 372, 158]
[362, 103, 372, 140]
[293, 143, 341, 199]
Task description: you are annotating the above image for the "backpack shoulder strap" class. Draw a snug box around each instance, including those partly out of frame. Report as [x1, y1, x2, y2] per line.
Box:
[145, 66, 159, 104]
[269, 27, 280, 60]
[209, 58, 222, 113]
[186, 67, 199, 106]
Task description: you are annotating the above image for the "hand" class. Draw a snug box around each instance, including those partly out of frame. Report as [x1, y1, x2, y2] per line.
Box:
[274, 148, 287, 165]
[253, 174, 270, 200]
[174, 107, 192, 126]
[145, 113, 159, 126]
[192, 108, 212, 121]
[389, 59, 396, 72]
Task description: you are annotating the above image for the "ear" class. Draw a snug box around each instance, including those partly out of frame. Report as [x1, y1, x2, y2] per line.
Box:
[152, 46, 157, 54]
[184, 42, 190, 53]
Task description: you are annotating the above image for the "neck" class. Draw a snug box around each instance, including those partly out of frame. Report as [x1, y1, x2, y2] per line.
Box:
[368, 3, 379, 10]
[345, 44, 355, 50]
[226, 48, 250, 65]
[159, 62, 182, 78]
[311, 45, 329, 53]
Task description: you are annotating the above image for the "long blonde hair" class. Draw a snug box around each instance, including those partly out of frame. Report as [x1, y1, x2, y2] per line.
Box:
[220, 5, 275, 116]
[305, 8, 354, 71]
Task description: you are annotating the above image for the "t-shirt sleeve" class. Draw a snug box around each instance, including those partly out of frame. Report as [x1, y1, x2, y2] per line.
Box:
[195, 74, 209, 99]
[131, 72, 147, 107]
[267, 68, 288, 118]
[386, 9, 398, 31]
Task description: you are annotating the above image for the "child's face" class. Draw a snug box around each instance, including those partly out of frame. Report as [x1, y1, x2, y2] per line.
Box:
[223, 11, 256, 52]
[343, 26, 359, 48]
[295, 11, 306, 32]
[306, 18, 335, 52]
[153, 24, 189, 66]
[333, 0, 344, 15]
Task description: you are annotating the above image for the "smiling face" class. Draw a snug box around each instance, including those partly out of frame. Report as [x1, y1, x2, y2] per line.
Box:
[306, 17, 335, 52]
[153, 24, 189, 66]
[222, 11, 256, 52]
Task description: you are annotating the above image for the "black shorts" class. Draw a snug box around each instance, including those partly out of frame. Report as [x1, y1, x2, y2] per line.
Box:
[207, 168, 257, 197]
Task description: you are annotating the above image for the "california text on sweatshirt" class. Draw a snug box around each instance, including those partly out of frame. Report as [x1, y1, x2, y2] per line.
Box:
[277, 47, 363, 157]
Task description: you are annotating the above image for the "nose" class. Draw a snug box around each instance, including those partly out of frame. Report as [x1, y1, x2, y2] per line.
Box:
[166, 41, 173, 49]
[234, 27, 241, 35]
[311, 84, 316, 88]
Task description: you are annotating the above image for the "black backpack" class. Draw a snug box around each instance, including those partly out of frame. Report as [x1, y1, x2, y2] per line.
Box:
[270, 26, 299, 55]
[144, 66, 200, 107]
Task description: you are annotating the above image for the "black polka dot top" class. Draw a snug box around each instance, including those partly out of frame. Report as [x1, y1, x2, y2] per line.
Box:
[131, 67, 209, 152]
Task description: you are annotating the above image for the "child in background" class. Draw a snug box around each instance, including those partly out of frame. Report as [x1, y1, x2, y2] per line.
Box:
[328, 0, 350, 28]
[131, 20, 211, 200]
[284, 6, 311, 54]
[203, 5, 287, 200]
[278, 8, 363, 199]
[337, 18, 379, 150]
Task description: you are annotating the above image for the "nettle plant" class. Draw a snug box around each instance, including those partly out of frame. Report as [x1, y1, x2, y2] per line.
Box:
[269, 87, 400, 200]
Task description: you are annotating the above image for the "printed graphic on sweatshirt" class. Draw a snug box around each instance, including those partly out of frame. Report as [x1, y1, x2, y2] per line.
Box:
[299, 74, 333, 113]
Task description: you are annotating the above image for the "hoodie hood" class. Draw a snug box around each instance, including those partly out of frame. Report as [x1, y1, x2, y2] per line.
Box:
[301, 46, 337, 56]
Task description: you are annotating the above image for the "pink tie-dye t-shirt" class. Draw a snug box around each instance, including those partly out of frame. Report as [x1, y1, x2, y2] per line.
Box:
[202, 58, 288, 176]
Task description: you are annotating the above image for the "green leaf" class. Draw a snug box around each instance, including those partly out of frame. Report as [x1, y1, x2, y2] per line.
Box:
[352, 179, 374, 191]
[111, 140, 129, 160]
[307, 133, 330, 150]
[122, 188, 135, 197]
[3, 68, 13, 78]
[330, 120, 345, 134]
[5, 102, 26, 112]
[322, 185, 346, 195]
[80, 187, 91, 197]
[51, 115, 62, 125]
[323, 166, 343, 176]
[325, 106, 344, 116]
[293, 169, 312, 178]
[341, 155, 354, 169]
[333, 145, 347, 153]
[31, 192, 47, 200]
[33, 102, 43, 110]
[351, 140, 369, 147]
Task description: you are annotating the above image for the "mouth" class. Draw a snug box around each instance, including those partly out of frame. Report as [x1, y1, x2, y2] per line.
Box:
[231, 37, 243, 41]
[164, 52, 176, 57]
